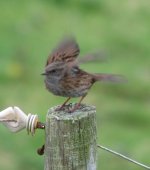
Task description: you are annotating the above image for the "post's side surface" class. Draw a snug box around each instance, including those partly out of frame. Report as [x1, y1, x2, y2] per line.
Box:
[44, 104, 97, 170]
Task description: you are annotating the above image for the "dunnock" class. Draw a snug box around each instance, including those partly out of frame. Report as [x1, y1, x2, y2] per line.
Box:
[42, 37, 125, 112]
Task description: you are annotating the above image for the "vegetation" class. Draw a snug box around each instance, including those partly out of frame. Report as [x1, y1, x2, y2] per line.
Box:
[0, 0, 150, 169]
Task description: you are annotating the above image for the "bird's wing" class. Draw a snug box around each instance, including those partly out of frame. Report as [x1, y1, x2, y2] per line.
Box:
[78, 51, 108, 64]
[46, 37, 80, 66]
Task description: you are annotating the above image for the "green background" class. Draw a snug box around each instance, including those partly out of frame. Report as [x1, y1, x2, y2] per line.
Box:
[0, 0, 150, 169]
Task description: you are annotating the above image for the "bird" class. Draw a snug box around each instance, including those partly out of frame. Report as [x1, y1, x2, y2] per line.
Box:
[42, 37, 125, 112]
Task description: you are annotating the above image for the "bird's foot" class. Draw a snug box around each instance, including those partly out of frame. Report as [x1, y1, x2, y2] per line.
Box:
[68, 103, 81, 113]
[55, 103, 82, 113]
[55, 105, 66, 111]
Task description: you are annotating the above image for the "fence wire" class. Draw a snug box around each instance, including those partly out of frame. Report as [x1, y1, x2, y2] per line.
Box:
[97, 144, 150, 169]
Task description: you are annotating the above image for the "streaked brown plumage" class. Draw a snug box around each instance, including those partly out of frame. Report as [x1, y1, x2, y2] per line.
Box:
[42, 37, 125, 112]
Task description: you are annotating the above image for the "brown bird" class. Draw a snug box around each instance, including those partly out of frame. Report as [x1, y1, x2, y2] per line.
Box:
[42, 37, 125, 112]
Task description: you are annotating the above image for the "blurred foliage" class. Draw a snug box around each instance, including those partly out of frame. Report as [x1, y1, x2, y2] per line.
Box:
[0, 0, 150, 170]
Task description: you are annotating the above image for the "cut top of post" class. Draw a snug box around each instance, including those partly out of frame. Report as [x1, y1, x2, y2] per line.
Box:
[47, 103, 96, 121]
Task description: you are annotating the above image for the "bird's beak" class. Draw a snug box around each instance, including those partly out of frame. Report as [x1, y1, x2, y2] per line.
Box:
[41, 72, 47, 76]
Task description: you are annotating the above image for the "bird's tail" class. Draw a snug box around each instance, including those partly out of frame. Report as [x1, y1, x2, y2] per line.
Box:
[93, 73, 127, 83]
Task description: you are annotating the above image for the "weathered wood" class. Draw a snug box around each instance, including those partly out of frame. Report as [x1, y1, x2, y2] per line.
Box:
[44, 103, 97, 170]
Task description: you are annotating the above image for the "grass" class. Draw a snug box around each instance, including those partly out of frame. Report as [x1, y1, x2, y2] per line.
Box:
[0, 0, 150, 169]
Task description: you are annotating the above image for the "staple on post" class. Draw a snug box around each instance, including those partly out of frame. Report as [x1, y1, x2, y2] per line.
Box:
[44, 103, 97, 170]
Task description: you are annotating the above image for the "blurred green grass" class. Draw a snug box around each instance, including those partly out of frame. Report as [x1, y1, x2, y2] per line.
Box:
[0, 0, 150, 169]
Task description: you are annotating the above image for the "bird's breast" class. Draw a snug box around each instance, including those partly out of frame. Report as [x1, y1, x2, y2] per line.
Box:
[44, 76, 90, 97]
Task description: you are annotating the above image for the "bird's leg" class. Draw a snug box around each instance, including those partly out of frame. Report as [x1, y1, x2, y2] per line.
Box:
[56, 97, 71, 111]
[69, 95, 86, 113]
[60, 97, 71, 108]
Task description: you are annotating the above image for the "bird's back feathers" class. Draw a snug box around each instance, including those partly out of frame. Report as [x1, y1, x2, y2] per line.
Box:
[46, 37, 80, 66]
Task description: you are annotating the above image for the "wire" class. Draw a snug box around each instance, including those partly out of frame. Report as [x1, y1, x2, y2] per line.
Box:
[97, 144, 150, 170]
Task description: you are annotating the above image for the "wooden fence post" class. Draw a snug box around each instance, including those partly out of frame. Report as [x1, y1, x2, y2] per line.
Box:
[44, 103, 97, 170]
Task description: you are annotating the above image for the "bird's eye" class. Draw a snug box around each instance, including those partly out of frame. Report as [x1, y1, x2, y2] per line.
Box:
[47, 69, 56, 74]
[72, 67, 79, 73]
[51, 69, 56, 73]
[47, 68, 62, 75]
